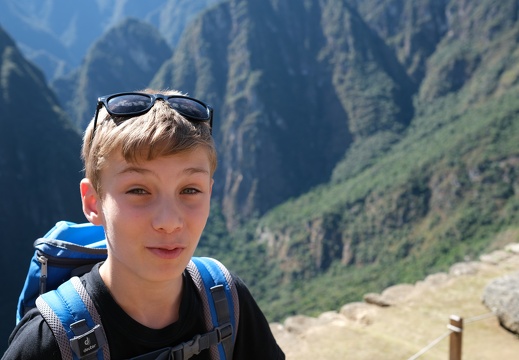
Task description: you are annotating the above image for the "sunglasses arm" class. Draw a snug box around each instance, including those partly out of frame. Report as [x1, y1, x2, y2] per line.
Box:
[209, 107, 214, 135]
[90, 102, 103, 145]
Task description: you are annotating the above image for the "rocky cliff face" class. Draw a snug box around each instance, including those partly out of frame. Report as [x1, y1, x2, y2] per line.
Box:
[154, 0, 415, 230]
[351, 0, 450, 83]
[418, 0, 519, 102]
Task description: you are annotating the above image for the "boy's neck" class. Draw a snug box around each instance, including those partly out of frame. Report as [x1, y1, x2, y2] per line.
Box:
[99, 260, 184, 329]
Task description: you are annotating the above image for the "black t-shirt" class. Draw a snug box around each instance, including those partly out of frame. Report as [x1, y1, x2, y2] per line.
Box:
[3, 263, 285, 359]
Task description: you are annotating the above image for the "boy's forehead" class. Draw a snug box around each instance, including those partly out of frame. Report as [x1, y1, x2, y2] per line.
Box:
[101, 147, 212, 175]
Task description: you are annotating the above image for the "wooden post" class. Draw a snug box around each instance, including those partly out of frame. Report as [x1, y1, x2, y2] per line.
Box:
[448, 315, 463, 360]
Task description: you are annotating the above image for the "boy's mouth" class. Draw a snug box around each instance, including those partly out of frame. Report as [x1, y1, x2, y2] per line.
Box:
[147, 246, 185, 259]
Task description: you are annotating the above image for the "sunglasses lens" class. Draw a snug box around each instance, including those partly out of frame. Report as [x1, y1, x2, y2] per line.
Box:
[168, 97, 210, 120]
[106, 94, 152, 115]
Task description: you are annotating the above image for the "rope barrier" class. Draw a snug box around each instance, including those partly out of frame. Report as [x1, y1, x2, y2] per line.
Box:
[405, 312, 495, 360]
[406, 331, 451, 360]
[465, 312, 495, 324]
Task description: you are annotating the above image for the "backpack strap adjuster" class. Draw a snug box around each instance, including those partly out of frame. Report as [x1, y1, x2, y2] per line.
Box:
[36, 277, 110, 360]
[216, 323, 233, 343]
[70, 319, 107, 360]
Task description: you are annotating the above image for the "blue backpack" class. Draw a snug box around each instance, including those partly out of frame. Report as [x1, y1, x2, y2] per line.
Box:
[17, 221, 239, 360]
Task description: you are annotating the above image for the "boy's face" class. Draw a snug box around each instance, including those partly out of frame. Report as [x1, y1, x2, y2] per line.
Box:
[81, 147, 213, 283]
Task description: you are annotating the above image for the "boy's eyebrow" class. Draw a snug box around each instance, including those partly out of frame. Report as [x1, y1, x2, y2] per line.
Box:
[183, 167, 210, 175]
[117, 165, 209, 176]
[117, 166, 151, 175]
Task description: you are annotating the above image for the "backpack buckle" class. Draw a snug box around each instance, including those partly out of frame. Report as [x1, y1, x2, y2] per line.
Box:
[170, 334, 202, 360]
[216, 323, 233, 342]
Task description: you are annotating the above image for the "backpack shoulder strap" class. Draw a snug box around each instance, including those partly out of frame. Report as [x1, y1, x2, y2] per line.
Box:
[186, 257, 240, 360]
[35, 258, 238, 360]
[36, 276, 110, 360]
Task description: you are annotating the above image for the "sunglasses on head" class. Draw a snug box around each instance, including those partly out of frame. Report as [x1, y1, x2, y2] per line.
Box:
[91, 92, 213, 139]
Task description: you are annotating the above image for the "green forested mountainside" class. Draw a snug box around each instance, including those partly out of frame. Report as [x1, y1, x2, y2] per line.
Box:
[244, 90, 519, 320]
[0, 0, 518, 351]
[0, 25, 84, 348]
[194, 0, 519, 321]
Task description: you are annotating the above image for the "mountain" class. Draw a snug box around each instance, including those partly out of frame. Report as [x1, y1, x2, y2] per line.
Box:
[152, 0, 416, 229]
[155, 0, 222, 47]
[237, 0, 519, 320]
[52, 18, 172, 129]
[0, 0, 220, 81]
[0, 0, 108, 80]
[0, 25, 84, 350]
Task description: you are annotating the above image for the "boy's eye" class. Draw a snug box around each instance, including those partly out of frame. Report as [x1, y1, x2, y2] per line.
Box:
[127, 188, 149, 195]
[181, 188, 201, 195]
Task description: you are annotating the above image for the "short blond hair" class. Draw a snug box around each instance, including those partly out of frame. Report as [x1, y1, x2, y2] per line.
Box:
[82, 89, 216, 194]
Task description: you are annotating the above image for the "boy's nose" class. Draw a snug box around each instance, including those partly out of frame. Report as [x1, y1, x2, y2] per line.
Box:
[152, 199, 183, 234]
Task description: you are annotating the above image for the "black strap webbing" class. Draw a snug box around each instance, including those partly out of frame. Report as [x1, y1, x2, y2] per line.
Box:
[129, 323, 233, 360]
[210, 285, 234, 360]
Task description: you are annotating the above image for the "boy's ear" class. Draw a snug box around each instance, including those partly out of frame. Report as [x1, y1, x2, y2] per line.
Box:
[80, 179, 103, 225]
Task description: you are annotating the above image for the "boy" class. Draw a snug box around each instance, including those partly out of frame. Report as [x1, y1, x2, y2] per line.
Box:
[3, 90, 285, 359]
